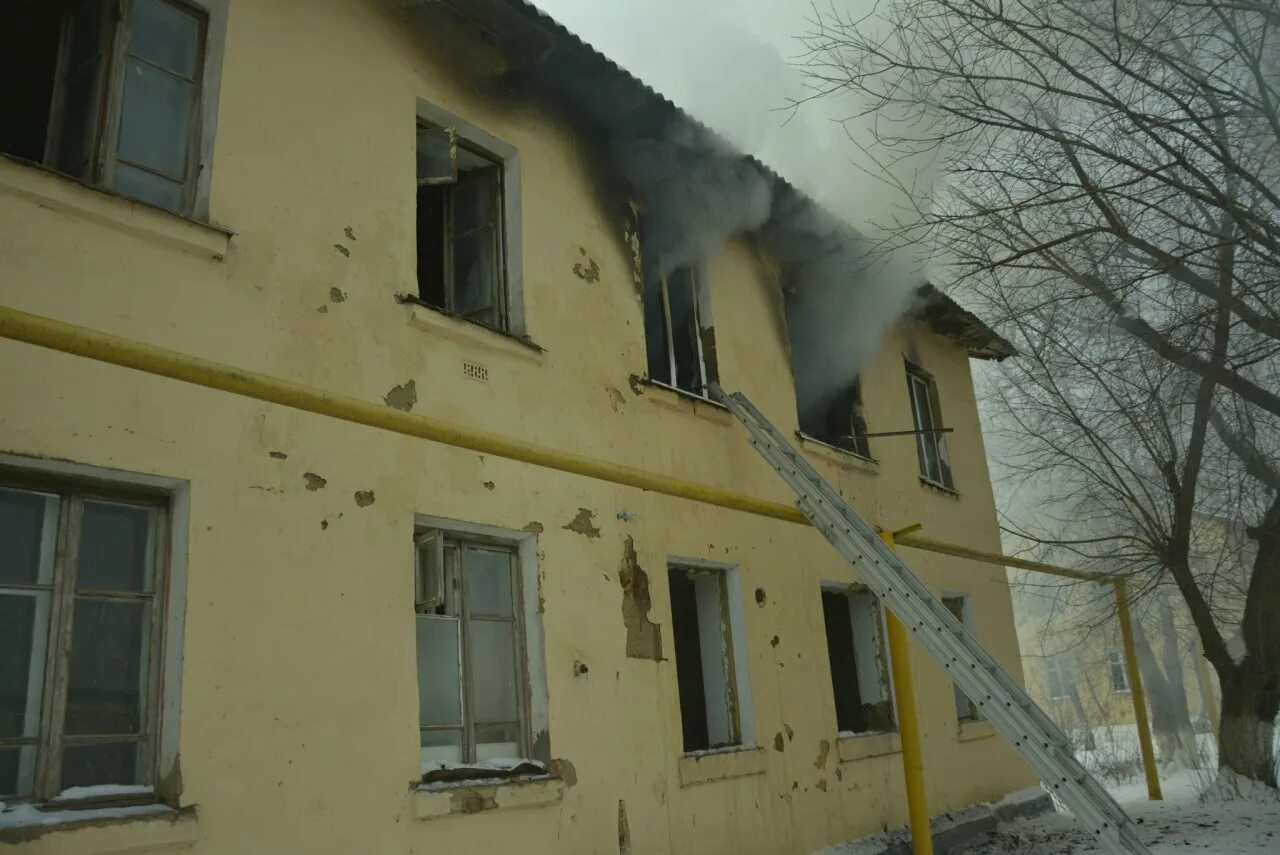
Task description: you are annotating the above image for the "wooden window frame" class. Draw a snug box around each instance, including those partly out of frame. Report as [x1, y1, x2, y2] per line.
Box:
[0, 470, 172, 806]
[1045, 654, 1073, 701]
[819, 582, 896, 736]
[1108, 650, 1131, 694]
[942, 594, 982, 722]
[651, 266, 716, 400]
[42, 0, 211, 217]
[906, 361, 954, 490]
[415, 528, 533, 770]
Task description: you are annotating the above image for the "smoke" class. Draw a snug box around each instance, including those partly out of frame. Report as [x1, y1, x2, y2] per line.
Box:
[526, 0, 927, 406]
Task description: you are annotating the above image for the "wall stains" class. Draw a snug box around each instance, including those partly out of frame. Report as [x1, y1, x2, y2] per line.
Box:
[344, 226, 357, 241]
[573, 247, 601, 283]
[450, 787, 497, 814]
[329, 287, 347, 303]
[773, 733, 785, 752]
[813, 739, 830, 769]
[522, 521, 544, 534]
[303, 472, 327, 491]
[562, 507, 601, 539]
[483, 480, 496, 491]
[755, 587, 767, 606]
[333, 244, 350, 258]
[606, 385, 626, 413]
[619, 536, 662, 661]
[268, 451, 288, 460]
[627, 374, 646, 396]
[553, 758, 577, 788]
[784, 724, 794, 741]
[815, 779, 828, 792]
[383, 379, 418, 412]
[770, 635, 780, 648]
[320, 520, 329, 530]
[354, 490, 376, 507]
[617, 799, 631, 855]
[623, 200, 644, 292]
[834, 766, 843, 781]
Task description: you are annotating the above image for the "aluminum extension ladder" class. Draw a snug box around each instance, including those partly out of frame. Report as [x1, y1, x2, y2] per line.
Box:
[709, 384, 1151, 855]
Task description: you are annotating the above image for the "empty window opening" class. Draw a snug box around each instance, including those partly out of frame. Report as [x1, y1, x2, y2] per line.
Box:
[415, 530, 529, 775]
[0, 478, 170, 801]
[800, 377, 872, 458]
[942, 595, 982, 721]
[1045, 654, 1073, 700]
[669, 564, 743, 752]
[416, 125, 507, 331]
[0, 0, 207, 214]
[906, 362, 953, 489]
[1108, 650, 1130, 693]
[643, 266, 717, 397]
[821, 587, 895, 735]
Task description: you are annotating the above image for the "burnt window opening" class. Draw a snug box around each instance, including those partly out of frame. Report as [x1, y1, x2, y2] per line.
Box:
[821, 587, 895, 735]
[416, 126, 507, 332]
[906, 362, 954, 490]
[942, 595, 982, 722]
[668, 564, 743, 752]
[643, 266, 717, 397]
[800, 378, 872, 458]
[0, 0, 208, 215]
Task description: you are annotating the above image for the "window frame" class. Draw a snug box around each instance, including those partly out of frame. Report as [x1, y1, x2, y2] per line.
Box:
[941, 594, 982, 722]
[819, 582, 896, 737]
[1045, 654, 1073, 701]
[666, 557, 754, 755]
[644, 265, 718, 400]
[414, 99, 525, 338]
[1108, 650, 1131, 694]
[35, 0, 227, 220]
[905, 361, 954, 490]
[412, 515, 548, 780]
[0, 455, 188, 808]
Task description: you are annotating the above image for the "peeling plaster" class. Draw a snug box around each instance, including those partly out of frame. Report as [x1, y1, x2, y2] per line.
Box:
[623, 200, 644, 292]
[754, 587, 767, 606]
[354, 490, 376, 507]
[815, 779, 828, 792]
[522, 521, 544, 534]
[617, 799, 631, 855]
[383, 380, 418, 412]
[784, 724, 794, 741]
[344, 226, 356, 241]
[303, 472, 327, 491]
[268, 451, 288, 460]
[329, 287, 347, 303]
[606, 385, 626, 413]
[627, 374, 646, 396]
[573, 248, 601, 283]
[770, 635, 780, 648]
[554, 758, 577, 788]
[483, 480, 496, 491]
[618, 536, 662, 661]
[773, 733, 785, 752]
[450, 787, 498, 814]
[814, 739, 830, 769]
[562, 507, 600, 539]
[333, 244, 350, 258]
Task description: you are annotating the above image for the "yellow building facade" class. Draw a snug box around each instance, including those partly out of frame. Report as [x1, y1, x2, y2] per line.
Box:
[0, 1, 1036, 852]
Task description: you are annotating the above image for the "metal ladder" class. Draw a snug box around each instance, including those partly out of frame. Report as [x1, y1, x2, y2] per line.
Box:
[709, 384, 1151, 855]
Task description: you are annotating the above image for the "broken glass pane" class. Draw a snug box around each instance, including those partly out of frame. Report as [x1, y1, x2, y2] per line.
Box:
[416, 126, 457, 186]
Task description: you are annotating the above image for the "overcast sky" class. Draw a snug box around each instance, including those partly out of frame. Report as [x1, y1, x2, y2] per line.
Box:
[530, 0, 894, 232]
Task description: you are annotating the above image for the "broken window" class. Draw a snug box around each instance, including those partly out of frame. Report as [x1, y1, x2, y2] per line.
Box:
[906, 362, 953, 489]
[643, 266, 718, 397]
[1108, 650, 1130, 693]
[1045, 654, 1074, 701]
[799, 377, 872, 458]
[821, 586, 895, 735]
[415, 530, 529, 775]
[0, 478, 169, 801]
[0, 0, 208, 214]
[942, 595, 982, 721]
[416, 125, 508, 331]
[668, 563, 745, 752]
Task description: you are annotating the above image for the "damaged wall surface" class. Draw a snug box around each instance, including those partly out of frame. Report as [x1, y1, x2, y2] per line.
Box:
[0, 0, 1033, 853]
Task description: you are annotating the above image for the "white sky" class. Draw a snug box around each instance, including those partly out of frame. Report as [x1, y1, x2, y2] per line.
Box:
[530, 0, 894, 231]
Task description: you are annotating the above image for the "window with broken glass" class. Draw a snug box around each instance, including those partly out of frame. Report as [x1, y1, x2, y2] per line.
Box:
[0, 0, 208, 215]
[800, 377, 872, 458]
[416, 125, 508, 331]
[643, 266, 718, 397]
[1108, 650, 1130, 693]
[906, 363, 954, 490]
[415, 530, 529, 777]
[668, 564, 742, 752]
[0, 477, 169, 802]
[821, 586, 895, 735]
[942, 595, 982, 722]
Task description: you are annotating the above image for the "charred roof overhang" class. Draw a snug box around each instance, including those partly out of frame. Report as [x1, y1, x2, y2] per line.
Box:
[914, 285, 1017, 361]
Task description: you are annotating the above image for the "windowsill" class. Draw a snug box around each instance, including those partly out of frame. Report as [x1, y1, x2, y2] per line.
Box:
[399, 295, 546, 362]
[797, 433, 880, 470]
[919, 478, 960, 498]
[957, 719, 996, 742]
[837, 730, 902, 762]
[677, 745, 767, 787]
[639, 378, 732, 423]
[0, 153, 232, 261]
[1111, 689, 1132, 696]
[411, 774, 564, 821]
[0, 801, 197, 846]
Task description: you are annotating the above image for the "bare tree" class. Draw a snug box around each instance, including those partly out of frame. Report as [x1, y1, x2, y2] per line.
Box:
[798, 0, 1280, 786]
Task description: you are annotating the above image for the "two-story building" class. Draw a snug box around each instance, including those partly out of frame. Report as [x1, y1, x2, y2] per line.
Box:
[0, 1, 1036, 852]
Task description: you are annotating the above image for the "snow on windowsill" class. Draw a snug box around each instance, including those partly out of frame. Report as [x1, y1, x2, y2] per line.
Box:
[417, 757, 548, 790]
[50, 784, 154, 803]
[0, 798, 175, 831]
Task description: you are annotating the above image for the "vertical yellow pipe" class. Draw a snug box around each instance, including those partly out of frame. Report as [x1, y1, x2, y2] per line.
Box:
[880, 529, 934, 855]
[1194, 648, 1220, 737]
[1113, 580, 1162, 801]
